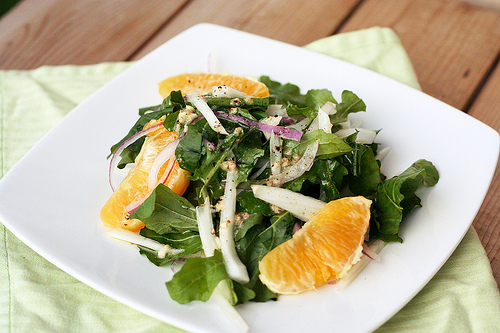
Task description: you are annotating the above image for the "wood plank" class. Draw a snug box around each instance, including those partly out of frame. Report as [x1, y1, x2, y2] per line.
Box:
[0, 0, 189, 70]
[131, 0, 361, 60]
[233, 0, 361, 46]
[468, 64, 500, 287]
[338, 0, 500, 111]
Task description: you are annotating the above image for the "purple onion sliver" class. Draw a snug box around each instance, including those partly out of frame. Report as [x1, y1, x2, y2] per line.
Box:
[292, 222, 302, 234]
[170, 257, 187, 273]
[214, 111, 302, 141]
[362, 249, 375, 260]
[281, 116, 296, 125]
[109, 123, 163, 191]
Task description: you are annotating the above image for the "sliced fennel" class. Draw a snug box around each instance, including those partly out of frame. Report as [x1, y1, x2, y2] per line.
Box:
[196, 196, 219, 257]
[196, 196, 249, 333]
[251, 185, 326, 221]
[211, 85, 248, 98]
[219, 166, 250, 284]
[336, 240, 386, 290]
[186, 92, 228, 135]
[105, 229, 183, 259]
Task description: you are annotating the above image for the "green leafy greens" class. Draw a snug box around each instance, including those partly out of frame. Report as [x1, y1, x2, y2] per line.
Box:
[106, 75, 439, 308]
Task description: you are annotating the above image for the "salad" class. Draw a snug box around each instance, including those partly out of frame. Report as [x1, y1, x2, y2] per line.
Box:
[102, 73, 438, 328]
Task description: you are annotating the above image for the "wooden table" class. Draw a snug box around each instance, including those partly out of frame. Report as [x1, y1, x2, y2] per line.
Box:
[1, 0, 499, 289]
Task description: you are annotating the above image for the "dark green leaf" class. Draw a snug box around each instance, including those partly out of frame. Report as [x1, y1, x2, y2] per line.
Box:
[285, 129, 352, 159]
[305, 89, 337, 110]
[344, 143, 382, 196]
[236, 190, 275, 216]
[233, 282, 257, 304]
[332, 90, 366, 124]
[166, 250, 235, 304]
[373, 159, 439, 241]
[175, 127, 204, 173]
[193, 127, 245, 187]
[236, 211, 295, 301]
[313, 158, 348, 201]
[163, 110, 180, 132]
[234, 213, 265, 242]
[285, 104, 316, 123]
[129, 184, 197, 234]
[139, 228, 202, 265]
[259, 76, 306, 107]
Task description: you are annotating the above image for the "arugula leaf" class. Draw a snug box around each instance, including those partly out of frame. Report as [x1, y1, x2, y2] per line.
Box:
[344, 143, 382, 196]
[232, 281, 257, 305]
[175, 126, 204, 173]
[205, 96, 272, 110]
[259, 76, 306, 107]
[236, 211, 296, 302]
[236, 190, 275, 216]
[305, 89, 337, 110]
[285, 129, 352, 159]
[331, 90, 366, 124]
[163, 110, 180, 132]
[234, 213, 265, 242]
[313, 158, 348, 201]
[285, 104, 316, 122]
[233, 143, 265, 185]
[138, 228, 202, 266]
[161, 90, 186, 110]
[166, 250, 237, 304]
[129, 184, 198, 234]
[373, 159, 439, 242]
[193, 127, 245, 187]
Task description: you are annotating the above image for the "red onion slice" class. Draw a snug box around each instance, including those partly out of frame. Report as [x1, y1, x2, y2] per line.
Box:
[109, 123, 163, 191]
[159, 157, 177, 185]
[147, 138, 180, 191]
[126, 156, 177, 215]
[214, 112, 302, 141]
[125, 194, 149, 215]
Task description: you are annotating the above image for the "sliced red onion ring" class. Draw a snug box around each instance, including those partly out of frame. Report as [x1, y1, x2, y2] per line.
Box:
[125, 194, 149, 215]
[214, 112, 303, 141]
[280, 116, 296, 125]
[147, 138, 180, 190]
[109, 123, 163, 191]
[126, 157, 177, 214]
[159, 157, 177, 185]
[292, 222, 302, 234]
[170, 257, 187, 273]
[362, 242, 381, 261]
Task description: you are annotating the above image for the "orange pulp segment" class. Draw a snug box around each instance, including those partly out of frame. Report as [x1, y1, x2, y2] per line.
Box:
[100, 118, 191, 232]
[258, 196, 371, 295]
[158, 72, 270, 98]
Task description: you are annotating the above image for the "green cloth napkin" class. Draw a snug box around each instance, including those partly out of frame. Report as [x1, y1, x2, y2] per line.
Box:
[1, 27, 499, 332]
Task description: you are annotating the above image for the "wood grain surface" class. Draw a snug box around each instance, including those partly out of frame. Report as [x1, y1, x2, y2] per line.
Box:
[1, 0, 499, 287]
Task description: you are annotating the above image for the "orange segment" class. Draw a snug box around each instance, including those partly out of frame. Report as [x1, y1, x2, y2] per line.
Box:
[258, 196, 371, 295]
[158, 72, 270, 98]
[100, 119, 191, 232]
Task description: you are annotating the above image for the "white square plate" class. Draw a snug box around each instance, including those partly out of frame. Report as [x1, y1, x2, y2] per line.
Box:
[0, 24, 498, 333]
